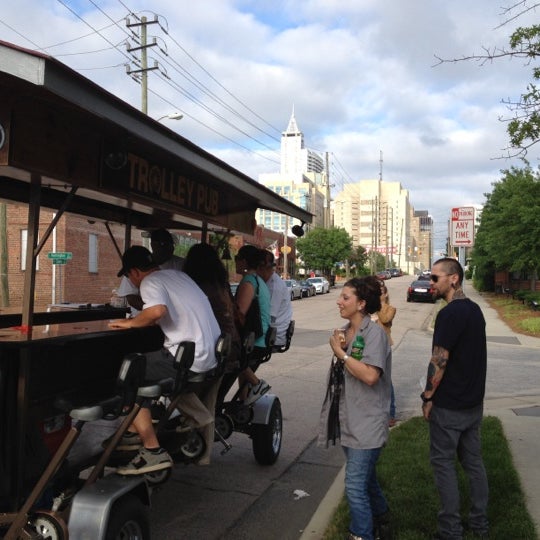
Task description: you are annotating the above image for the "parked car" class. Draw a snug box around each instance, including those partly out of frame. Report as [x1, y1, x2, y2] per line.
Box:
[285, 279, 303, 300]
[388, 268, 403, 277]
[307, 276, 330, 294]
[407, 279, 436, 303]
[376, 270, 392, 280]
[299, 280, 316, 298]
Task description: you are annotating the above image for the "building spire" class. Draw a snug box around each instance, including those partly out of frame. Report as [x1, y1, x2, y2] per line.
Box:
[284, 105, 301, 135]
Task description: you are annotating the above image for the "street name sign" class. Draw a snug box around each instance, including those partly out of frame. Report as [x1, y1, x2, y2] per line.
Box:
[450, 207, 475, 247]
[47, 252, 73, 261]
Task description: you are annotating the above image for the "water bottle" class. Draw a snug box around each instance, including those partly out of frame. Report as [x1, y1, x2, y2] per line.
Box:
[351, 335, 365, 361]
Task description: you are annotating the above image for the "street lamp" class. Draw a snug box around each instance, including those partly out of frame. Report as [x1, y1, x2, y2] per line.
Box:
[156, 112, 183, 122]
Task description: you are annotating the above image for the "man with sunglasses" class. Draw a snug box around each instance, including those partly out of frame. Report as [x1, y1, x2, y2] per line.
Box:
[420, 258, 489, 540]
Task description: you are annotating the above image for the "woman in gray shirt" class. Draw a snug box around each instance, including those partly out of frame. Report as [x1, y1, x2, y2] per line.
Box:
[318, 276, 392, 540]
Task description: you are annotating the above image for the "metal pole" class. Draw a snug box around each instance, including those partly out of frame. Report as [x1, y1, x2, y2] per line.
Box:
[141, 16, 148, 114]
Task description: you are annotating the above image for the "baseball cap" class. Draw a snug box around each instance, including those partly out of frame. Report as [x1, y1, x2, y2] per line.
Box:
[117, 246, 156, 277]
[150, 228, 174, 245]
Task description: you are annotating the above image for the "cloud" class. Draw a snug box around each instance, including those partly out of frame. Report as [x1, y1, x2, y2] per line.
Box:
[1, 0, 537, 252]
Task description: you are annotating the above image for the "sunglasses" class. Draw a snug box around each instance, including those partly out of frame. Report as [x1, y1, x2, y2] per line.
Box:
[430, 273, 454, 283]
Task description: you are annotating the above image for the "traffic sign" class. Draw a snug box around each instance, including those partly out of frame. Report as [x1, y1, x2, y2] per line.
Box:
[52, 259, 67, 265]
[47, 252, 73, 260]
[451, 207, 475, 247]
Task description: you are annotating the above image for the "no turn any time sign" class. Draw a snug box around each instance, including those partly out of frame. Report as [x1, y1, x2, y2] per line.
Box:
[451, 207, 475, 247]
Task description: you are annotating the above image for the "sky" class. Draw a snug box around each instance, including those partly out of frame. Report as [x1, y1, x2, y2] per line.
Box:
[2, 0, 539, 254]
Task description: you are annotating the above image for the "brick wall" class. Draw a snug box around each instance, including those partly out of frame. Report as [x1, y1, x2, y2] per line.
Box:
[5, 205, 131, 310]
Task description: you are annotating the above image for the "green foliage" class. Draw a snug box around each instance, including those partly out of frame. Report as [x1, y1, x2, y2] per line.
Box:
[296, 227, 353, 277]
[323, 416, 537, 539]
[472, 166, 540, 289]
[349, 245, 370, 276]
[507, 25, 540, 152]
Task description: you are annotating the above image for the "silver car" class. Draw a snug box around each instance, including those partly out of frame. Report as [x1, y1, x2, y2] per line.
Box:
[306, 276, 330, 294]
[285, 279, 303, 300]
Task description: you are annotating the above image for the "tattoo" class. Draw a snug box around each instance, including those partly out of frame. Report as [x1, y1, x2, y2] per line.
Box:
[432, 346, 448, 369]
[452, 286, 466, 300]
[424, 345, 449, 394]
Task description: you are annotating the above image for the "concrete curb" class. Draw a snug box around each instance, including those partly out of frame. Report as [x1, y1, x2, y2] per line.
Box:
[299, 465, 345, 539]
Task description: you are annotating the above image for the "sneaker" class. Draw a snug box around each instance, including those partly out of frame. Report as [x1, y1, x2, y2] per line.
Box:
[116, 447, 172, 475]
[244, 379, 271, 406]
[102, 431, 142, 451]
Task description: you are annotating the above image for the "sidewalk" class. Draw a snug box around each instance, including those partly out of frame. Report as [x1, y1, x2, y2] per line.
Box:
[300, 284, 540, 539]
[467, 285, 540, 535]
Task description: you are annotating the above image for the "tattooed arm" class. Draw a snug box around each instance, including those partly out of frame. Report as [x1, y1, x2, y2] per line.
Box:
[421, 345, 449, 419]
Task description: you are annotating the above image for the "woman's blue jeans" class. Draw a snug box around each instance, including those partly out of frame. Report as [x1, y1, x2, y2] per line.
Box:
[343, 446, 388, 540]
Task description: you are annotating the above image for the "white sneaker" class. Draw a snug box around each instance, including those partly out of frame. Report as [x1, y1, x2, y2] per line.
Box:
[244, 379, 271, 406]
[116, 447, 172, 475]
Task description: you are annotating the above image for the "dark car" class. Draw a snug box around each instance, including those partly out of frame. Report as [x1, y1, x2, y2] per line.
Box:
[299, 280, 316, 297]
[407, 279, 436, 303]
[285, 279, 303, 300]
[376, 270, 391, 280]
[388, 268, 402, 277]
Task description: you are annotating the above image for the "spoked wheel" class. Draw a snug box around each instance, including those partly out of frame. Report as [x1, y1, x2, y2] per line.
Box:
[27, 510, 68, 540]
[214, 413, 234, 441]
[251, 398, 282, 465]
[105, 494, 150, 540]
[170, 430, 206, 463]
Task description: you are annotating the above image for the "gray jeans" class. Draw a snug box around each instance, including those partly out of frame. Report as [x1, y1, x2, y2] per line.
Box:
[429, 404, 489, 539]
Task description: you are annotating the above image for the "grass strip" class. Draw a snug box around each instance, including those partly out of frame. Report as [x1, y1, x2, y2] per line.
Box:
[323, 416, 537, 539]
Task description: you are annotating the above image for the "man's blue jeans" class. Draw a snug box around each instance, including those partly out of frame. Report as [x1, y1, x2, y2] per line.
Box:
[343, 446, 388, 540]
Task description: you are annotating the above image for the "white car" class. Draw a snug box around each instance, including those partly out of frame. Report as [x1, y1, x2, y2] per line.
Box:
[306, 276, 330, 294]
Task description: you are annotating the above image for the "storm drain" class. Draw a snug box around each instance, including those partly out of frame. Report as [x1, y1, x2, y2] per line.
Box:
[487, 336, 521, 345]
[512, 406, 540, 417]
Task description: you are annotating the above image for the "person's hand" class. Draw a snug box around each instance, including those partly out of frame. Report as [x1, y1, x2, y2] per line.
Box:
[329, 331, 345, 357]
[108, 318, 130, 329]
[422, 401, 433, 421]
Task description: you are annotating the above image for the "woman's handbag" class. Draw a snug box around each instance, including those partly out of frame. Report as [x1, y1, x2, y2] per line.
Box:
[242, 277, 263, 339]
[325, 356, 345, 445]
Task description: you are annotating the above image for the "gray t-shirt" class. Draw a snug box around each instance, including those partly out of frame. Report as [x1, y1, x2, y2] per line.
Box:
[318, 316, 392, 449]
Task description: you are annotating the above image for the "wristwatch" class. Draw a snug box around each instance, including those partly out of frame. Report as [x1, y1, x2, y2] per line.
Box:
[420, 392, 433, 403]
[342, 354, 349, 362]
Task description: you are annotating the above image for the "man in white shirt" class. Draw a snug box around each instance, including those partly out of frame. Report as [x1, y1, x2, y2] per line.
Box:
[109, 246, 220, 475]
[116, 228, 184, 314]
[257, 250, 292, 348]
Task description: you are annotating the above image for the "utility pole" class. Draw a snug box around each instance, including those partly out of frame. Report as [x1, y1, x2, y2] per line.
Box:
[325, 151, 331, 228]
[126, 15, 162, 114]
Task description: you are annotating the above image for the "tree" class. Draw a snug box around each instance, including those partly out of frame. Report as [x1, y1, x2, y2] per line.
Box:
[349, 245, 369, 276]
[296, 227, 352, 277]
[472, 166, 540, 289]
[435, 2, 540, 157]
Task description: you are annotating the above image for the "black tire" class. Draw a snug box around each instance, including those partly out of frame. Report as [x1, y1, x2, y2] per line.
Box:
[251, 398, 282, 465]
[105, 494, 150, 540]
[144, 467, 172, 486]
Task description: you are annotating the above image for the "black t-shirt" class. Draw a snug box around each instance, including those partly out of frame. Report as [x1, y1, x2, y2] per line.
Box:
[432, 298, 487, 410]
